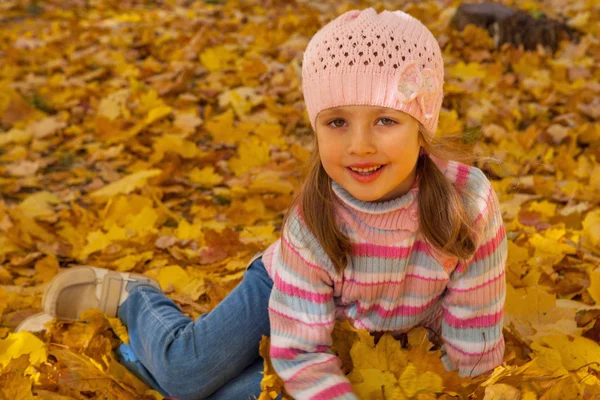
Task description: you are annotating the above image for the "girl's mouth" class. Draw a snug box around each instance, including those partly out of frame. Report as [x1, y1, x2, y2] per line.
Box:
[347, 164, 386, 183]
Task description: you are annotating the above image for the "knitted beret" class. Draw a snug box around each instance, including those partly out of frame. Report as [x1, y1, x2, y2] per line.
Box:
[301, 8, 445, 140]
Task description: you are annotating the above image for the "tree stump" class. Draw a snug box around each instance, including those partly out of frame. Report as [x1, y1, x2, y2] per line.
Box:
[451, 2, 582, 53]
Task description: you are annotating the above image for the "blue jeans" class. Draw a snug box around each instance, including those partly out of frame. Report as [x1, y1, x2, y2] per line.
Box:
[116, 254, 279, 400]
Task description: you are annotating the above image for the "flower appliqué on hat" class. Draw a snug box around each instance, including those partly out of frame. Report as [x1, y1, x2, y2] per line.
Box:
[395, 61, 438, 119]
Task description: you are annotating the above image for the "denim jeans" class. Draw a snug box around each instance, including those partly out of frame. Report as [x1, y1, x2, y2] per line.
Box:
[116, 253, 279, 400]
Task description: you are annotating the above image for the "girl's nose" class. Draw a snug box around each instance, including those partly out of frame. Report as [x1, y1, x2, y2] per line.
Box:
[347, 129, 376, 156]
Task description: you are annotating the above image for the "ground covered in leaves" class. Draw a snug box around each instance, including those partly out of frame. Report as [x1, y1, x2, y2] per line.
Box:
[0, 0, 599, 399]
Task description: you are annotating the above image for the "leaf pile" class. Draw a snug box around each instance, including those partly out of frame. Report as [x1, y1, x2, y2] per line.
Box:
[0, 0, 599, 399]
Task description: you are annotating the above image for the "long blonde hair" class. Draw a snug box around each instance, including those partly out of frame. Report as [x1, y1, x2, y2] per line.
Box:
[281, 124, 486, 275]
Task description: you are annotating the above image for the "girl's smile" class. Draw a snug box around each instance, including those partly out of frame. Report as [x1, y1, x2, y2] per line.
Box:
[346, 163, 387, 183]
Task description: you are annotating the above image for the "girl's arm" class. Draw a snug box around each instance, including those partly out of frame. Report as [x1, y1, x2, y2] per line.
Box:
[440, 171, 508, 378]
[268, 207, 359, 400]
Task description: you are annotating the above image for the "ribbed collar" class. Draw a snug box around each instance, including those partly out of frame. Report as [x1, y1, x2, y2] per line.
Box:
[331, 178, 420, 232]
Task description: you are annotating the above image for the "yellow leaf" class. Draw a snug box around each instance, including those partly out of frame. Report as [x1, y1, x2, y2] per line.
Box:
[188, 166, 223, 188]
[124, 207, 159, 235]
[0, 332, 47, 368]
[175, 219, 204, 241]
[34, 254, 59, 283]
[1, 370, 36, 400]
[416, 371, 443, 394]
[8, 209, 55, 242]
[589, 268, 600, 305]
[505, 284, 555, 321]
[28, 116, 66, 139]
[199, 45, 237, 72]
[18, 191, 61, 219]
[79, 225, 129, 259]
[229, 137, 270, 176]
[289, 143, 310, 164]
[399, 363, 419, 397]
[225, 197, 267, 225]
[240, 225, 277, 244]
[89, 169, 162, 199]
[254, 123, 285, 147]
[0, 128, 33, 148]
[530, 342, 569, 377]
[447, 61, 487, 80]
[437, 109, 464, 136]
[156, 265, 190, 292]
[528, 232, 576, 259]
[228, 90, 253, 119]
[347, 368, 398, 400]
[539, 335, 600, 372]
[567, 11, 590, 29]
[0, 288, 9, 317]
[112, 251, 154, 272]
[542, 374, 583, 400]
[520, 389, 538, 400]
[145, 105, 172, 125]
[173, 110, 203, 135]
[406, 327, 434, 351]
[137, 89, 167, 115]
[150, 134, 198, 163]
[482, 383, 520, 400]
[204, 109, 246, 144]
[101, 195, 154, 229]
[0, 235, 21, 256]
[582, 209, 600, 247]
[107, 318, 130, 344]
[528, 200, 557, 218]
[248, 170, 295, 195]
[96, 89, 131, 120]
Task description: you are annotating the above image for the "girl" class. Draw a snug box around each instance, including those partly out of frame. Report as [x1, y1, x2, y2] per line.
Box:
[19, 7, 507, 400]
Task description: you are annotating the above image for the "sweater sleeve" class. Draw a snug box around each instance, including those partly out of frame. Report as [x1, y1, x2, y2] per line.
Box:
[268, 207, 359, 400]
[440, 173, 507, 378]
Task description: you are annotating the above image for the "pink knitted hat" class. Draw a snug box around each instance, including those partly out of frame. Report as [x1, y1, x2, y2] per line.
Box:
[302, 8, 444, 140]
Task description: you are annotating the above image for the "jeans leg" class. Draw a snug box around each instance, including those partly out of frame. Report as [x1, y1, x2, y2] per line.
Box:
[114, 342, 166, 394]
[117, 256, 273, 400]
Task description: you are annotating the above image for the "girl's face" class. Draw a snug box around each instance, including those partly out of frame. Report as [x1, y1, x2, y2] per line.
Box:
[315, 105, 422, 202]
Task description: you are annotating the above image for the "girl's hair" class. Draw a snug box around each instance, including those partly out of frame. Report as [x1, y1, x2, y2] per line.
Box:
[281, 123, 488, 275]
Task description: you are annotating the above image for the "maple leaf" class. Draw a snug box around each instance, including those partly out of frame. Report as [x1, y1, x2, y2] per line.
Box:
[89, 169, 162, 199]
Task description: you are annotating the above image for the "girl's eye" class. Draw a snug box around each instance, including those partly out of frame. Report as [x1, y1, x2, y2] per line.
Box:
[327, 118, 397, 128]
[329, 119, 346, 128]
[378, 118, 396, 125]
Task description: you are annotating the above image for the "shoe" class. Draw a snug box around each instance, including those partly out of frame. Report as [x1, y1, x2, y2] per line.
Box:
[15, 312, 54, 333]
[42, 266, 161, 321]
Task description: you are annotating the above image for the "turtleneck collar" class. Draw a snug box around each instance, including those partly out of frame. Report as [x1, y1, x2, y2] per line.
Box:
[331, 178, 420, 232]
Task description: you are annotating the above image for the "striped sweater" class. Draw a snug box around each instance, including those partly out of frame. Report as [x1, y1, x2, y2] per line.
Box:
[262, 157, 507, 399]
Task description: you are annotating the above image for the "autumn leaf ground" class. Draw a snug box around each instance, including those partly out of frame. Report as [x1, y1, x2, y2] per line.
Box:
[0, 0, 599, 399]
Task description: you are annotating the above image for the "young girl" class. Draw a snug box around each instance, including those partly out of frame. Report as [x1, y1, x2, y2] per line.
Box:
[20, 7, 507, 400]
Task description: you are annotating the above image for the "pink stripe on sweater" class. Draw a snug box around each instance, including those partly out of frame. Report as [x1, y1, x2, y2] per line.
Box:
[288, 355, 339, 381]
[352, 240, 434, 258]
[281, 234, 323, 272]
[356, 297, 438, 317]
[444, 336, 504, 357]
[270, 345, 330, 360]
[274, 273, 330, 303]
[471, 183, 494, 226]
[269, 308, 335, 327]
[456, 163, 470, 188]
[345, 272, 446, 287]
[450, 269, 505, 293]
[444, 310, 503, 328]
[471, 225, 506, 263]
[312, 382, 355, 399]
